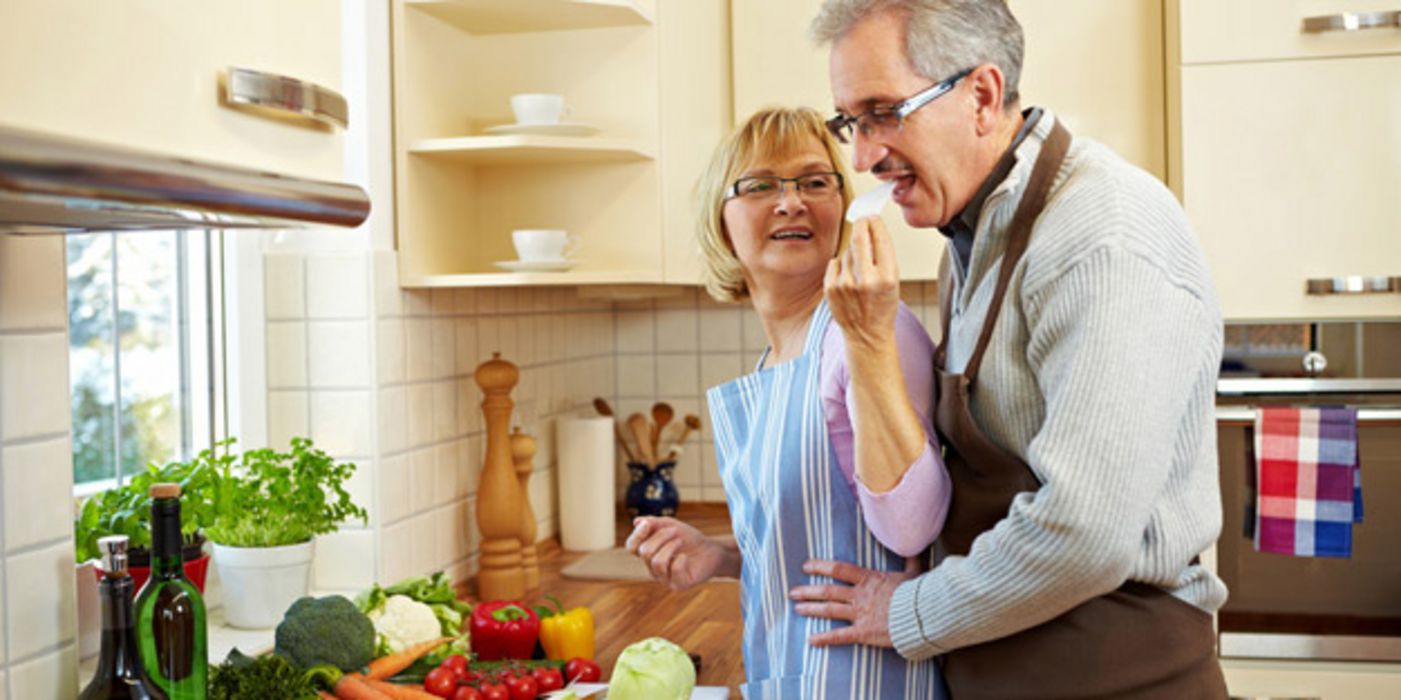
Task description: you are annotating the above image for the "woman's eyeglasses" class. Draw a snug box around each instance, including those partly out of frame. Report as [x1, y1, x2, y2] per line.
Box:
[825, 68, 972, 144]
[724, 171, 844, 202]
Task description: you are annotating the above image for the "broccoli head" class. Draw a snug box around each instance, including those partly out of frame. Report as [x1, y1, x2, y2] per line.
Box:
[274, 595, 375, 671]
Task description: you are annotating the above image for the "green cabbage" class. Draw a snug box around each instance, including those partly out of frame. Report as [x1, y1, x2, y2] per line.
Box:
[606, 637, 695, 700]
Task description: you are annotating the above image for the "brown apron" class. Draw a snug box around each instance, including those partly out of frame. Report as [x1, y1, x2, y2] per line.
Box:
[932, 121, 1227, 699]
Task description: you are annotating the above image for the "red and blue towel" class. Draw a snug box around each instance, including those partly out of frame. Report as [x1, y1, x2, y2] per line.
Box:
[1253, 406, 1363, 558]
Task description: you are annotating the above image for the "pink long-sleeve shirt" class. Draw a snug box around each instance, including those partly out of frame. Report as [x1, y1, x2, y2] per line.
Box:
[817, 303, 951, 557]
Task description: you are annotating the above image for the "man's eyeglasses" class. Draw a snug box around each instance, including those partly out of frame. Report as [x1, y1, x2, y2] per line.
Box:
[724, 171, 844, 202]
[825, 68, 973, 144]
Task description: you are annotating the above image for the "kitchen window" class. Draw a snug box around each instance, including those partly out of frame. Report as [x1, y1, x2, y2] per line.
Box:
[67, 230, 227, 493]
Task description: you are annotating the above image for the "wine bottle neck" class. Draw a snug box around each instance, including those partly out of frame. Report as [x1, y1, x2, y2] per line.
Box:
[149, 497, 184, 575]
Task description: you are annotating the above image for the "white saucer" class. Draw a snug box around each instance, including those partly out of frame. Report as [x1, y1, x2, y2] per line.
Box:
[494, 259, 575, 273]
[484, 122, 601, 137]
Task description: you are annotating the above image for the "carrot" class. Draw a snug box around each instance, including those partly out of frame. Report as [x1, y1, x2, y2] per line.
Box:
[366, 680, 443, 700]
[364, 636, 455, 681]
[319, 692, 338, 700]
[332, 673, 394, 700]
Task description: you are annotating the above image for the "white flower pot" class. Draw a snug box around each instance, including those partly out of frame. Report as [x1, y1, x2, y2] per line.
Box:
[212, 541, 314, 629]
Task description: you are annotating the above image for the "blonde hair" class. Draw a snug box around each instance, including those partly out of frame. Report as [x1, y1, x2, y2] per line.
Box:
[695, 107, 855, 303]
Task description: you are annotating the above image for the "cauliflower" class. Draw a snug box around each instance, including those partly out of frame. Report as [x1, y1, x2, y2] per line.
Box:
[366, 594, 443, 654]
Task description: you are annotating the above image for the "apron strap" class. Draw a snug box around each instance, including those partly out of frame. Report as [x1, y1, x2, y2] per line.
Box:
[962, 119, 1072, 383]
[802, 298, 834, 356]
[936, 251, 952, 368]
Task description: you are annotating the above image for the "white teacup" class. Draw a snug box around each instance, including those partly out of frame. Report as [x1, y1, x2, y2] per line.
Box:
[510, 93, 566, 125]
[513, 229, 576, 262]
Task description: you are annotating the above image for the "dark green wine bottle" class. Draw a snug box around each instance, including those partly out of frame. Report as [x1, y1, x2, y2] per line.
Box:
[135, 483, 207, 699]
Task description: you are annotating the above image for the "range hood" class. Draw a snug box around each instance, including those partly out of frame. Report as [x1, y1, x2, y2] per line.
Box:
[0, 124, 370, 234]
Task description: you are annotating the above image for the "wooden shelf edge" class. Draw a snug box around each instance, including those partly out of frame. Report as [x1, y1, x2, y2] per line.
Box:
[404, 0, 653, 36]
[407, 135, 656, 163]
[399, 269, 665, 288]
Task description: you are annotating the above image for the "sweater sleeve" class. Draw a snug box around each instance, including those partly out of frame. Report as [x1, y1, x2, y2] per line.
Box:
[888, 245, 1221, 658]
[821, 303, 950, 557]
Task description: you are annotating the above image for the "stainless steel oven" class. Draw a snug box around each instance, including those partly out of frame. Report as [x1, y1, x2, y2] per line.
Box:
[1214, 321, 1401, 663]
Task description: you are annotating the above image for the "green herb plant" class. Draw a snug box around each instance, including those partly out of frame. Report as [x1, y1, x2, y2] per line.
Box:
[203, 437, 367, 548]
[73, 441, 234, 563]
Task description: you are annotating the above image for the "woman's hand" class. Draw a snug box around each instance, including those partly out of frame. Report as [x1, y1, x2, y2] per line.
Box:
[824, 216, 901, 353]
[625, 517, 734, 590]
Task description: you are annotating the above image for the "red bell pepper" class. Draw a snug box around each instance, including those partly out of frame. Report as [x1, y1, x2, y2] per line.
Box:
[469, 600, 540, 661]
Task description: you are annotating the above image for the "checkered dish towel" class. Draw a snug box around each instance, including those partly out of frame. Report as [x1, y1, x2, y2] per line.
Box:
[1254, 406, 1363, 557]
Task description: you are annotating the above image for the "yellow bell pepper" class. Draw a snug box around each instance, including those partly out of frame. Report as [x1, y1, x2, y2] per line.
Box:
[537, 594, 596, 661]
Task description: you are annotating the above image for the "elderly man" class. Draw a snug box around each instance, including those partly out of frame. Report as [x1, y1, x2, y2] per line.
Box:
[796, 1, 1230, 696]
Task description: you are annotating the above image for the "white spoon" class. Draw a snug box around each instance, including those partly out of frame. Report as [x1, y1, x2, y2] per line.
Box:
[845, 179, 896, 223]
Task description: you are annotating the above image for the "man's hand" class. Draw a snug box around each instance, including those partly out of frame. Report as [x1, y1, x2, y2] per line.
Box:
[790, 557, 921, 648]
[824, 216, 901, 353]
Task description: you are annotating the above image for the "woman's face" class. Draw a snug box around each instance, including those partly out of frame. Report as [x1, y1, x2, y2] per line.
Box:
[721, 137, 845, 291]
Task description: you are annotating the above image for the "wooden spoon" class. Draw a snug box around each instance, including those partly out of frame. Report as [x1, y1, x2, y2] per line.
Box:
[650, 402, 674, 458]
[665, 414, 703, 461]
[626, 413, 656, 467]
[593, 397, 637, 463]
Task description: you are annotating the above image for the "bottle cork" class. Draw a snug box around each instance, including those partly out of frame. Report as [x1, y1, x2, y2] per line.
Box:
[150, 483, 181, 499]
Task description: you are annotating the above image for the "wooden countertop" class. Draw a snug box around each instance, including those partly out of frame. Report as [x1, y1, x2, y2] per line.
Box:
[467, 502, 745, 693]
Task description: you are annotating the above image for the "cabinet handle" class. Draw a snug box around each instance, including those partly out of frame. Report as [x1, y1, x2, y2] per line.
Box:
[219, 67, 348, 131]
[1305, 275, 1401, 295]
[1301, 10, 1400, 33]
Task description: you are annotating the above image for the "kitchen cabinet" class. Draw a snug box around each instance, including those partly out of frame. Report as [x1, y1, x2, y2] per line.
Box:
[0, 0, 345, 182]
[390, 0, 730, 287]
[1167, 0, 1401, 320]
[1222, 659, 1401, 699]
[730, 0, 1166, 280]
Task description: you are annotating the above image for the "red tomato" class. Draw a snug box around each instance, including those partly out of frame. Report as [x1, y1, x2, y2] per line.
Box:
[507, 675, 538, 700]
[481, 684, 510, 700]
[425, 666, 460, 698]
[451, 687, 483, 700]
[461, 669, 483, 684]
[443, 654, 470, 677]
[564, 657, 602, 683]
[531, 667, 563, 692]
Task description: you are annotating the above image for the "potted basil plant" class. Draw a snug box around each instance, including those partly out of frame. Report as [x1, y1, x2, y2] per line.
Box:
[205, 437, 367, 629]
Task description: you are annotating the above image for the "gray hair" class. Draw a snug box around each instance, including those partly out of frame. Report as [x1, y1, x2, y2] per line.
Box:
[811, 0, 1024, 108]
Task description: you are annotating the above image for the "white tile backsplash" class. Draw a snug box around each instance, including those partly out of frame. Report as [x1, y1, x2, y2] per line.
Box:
[265, 321, 308, 388]
[264, 254, 306, 320]
[657, 354, 700, 397]
[404, 319, 432, 383]
[655, 307, 698, 352]
[307, 321, 371, 388]
[0, 236, 65, 333]
[616, 311, 656, 353]
[432, 381, 456, 443]
[309, 390, 373, 457]
[406, 384, 433, 448]
[0, 333, 69, 441]
[9, 644, 76, 700]
[313, 529, 376, 591]
[5, 541, 76, 661]
[454, 319, 478, 376]
[431, 319, 455, 380]
[378, 453, 410, 526]
[699, 308, 743, 352]
[376, 318, 406, 385]
[377, 386, 407, 455]
[306, 254, 369, 319]
[1, 439, 72, 551]
[409, 448, 434, 513]
[616, 354, 656, 398]
[268, 390, 310, 446]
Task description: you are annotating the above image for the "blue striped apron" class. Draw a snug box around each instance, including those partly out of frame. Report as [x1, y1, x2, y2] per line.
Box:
[707, 300, 947, 700]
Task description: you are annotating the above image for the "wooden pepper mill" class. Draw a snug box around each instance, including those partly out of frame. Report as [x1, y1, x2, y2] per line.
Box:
[474, 352, 525, 600]
[510, 426, 540, 591]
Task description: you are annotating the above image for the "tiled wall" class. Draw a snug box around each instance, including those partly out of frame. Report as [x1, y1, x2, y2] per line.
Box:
[266, 250, 616, 592]
[0, 235, 79, 698]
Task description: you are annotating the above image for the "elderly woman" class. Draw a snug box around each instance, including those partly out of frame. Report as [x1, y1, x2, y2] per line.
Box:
[626, 107, 950, 698]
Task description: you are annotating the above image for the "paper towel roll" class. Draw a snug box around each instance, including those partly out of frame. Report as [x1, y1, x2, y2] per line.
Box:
[557, 416, 616, 551]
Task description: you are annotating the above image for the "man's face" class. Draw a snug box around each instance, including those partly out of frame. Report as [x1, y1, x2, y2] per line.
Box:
[829, 10, 979, 229]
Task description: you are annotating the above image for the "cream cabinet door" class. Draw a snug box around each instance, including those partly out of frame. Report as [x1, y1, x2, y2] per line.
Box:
[731, 0, 1166, 280]
[1223, 659, 1401, 699]
[0, 0, 344, 181]
[1179, 55, 1401, 320]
